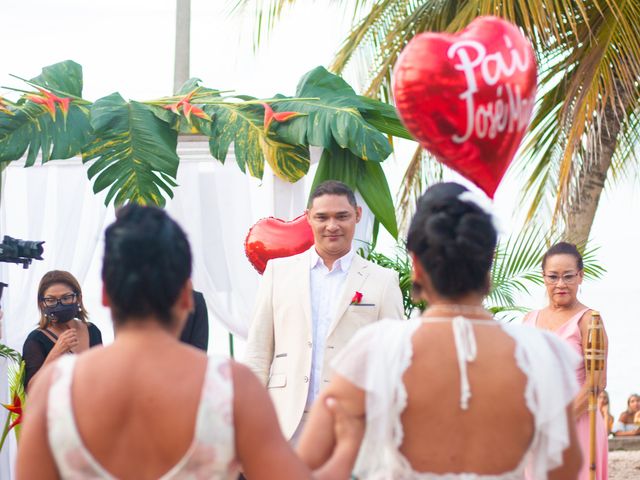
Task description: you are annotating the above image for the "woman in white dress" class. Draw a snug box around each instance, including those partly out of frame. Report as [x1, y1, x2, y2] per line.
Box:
[297, 182, 582, 479]
[16, 205, 361, 480]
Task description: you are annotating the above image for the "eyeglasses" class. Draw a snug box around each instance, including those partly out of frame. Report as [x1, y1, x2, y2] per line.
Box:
[543, 273, 580, 285]
[41, 293, 77, 308]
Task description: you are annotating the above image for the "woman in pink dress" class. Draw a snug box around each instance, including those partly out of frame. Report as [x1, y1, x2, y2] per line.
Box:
[524, 242, 609, 480]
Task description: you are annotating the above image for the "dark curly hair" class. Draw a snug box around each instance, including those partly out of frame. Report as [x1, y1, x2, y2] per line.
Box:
[406, 183, 497, 298]
[102, 204, 192, 325]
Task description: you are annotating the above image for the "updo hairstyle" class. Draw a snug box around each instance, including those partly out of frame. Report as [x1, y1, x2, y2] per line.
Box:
[406, 182, 497, 297]
[541, 242, 583, 270]
[102, 204, 192, 325]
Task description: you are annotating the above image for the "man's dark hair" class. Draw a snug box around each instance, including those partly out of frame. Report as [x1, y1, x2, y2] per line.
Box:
[541, 242, 583, 270]
[102, 204, 192, 325]
[307, 180, 357, 209]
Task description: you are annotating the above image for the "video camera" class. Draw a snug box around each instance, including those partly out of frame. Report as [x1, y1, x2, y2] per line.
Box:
[0, 235, 45, 299]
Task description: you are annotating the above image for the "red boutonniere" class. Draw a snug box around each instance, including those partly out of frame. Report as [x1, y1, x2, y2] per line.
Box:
[350, 291, 363, 305]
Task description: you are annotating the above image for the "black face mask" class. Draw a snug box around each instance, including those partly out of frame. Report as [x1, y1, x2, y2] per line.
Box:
[44, 303, 79, 323]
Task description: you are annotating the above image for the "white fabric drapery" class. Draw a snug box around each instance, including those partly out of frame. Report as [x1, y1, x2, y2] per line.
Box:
[0, 140, 374, 478]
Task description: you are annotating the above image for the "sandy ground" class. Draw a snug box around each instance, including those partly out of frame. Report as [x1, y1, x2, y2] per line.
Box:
[609, 450, 640, 479]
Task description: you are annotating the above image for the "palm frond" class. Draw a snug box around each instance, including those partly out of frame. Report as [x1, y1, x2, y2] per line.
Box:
[488, 227, 548, 311]
[229, 0, 375, 50]
[396, 145, 443, 235]
[0, 343, 21, 364]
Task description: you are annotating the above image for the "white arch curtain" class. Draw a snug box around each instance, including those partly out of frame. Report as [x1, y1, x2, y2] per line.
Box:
[0, 141, 374, 477]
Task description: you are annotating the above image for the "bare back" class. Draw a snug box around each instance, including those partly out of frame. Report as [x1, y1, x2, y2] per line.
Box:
[70, 336, 210, 479]
[401, 322, 533, 474]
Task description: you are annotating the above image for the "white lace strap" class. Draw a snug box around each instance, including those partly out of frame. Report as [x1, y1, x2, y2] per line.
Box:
[452, 315, 477, 410]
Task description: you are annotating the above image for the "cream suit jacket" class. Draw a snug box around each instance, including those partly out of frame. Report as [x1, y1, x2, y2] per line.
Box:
[244, 248, 404, 439]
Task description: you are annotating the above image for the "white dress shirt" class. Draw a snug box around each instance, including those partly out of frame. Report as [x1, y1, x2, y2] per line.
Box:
[306, 247, 354, 409]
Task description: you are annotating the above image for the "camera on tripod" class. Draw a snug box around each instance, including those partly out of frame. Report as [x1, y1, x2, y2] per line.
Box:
[0, 235, 45, 300]
[0, 235, 44, 268]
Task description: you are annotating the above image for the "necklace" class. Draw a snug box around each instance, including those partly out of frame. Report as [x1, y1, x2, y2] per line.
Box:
[423, 304, 492, 318]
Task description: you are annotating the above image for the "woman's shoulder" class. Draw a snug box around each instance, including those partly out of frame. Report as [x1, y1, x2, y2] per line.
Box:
[24, 328, 52, 343]
[503, 322, 581, 368]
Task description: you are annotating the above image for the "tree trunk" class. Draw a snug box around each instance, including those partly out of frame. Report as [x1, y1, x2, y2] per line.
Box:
[562, 101, 622, 246]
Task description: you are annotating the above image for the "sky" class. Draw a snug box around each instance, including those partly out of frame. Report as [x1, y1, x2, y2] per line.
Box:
[2, 0, 640, 417]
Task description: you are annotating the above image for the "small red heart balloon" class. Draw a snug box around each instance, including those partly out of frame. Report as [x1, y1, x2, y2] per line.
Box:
[393, 16, 537, 197]
[245, 214, 314, 274]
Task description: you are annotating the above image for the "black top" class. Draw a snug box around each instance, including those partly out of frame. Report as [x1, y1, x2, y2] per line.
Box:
[179, 290, 209, 352]
[22, 323, 103, 388]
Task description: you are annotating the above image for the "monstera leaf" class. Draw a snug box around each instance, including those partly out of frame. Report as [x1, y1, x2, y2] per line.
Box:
[273, 67, 393, 162]
[311, 148, 397, 238]
[205, 101, 310, 182]
[82, 93, 179, 206]
[0, 60, 91, 164]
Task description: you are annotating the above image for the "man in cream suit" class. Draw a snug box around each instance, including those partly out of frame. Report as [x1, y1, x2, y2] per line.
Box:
[245, 180, 404, 441]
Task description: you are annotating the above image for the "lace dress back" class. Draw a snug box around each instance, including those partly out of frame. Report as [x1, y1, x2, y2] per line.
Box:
[332, 317, 580, 480]
[47, 354, 240, 479]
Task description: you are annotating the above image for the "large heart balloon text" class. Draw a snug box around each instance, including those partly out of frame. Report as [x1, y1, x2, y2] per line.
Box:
[393, 16, 537, 197]
[245, 214, 314, 274]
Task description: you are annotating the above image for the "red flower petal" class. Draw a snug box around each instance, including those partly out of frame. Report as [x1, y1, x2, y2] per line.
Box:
[262, 103, 274, 133]
[272, 111, 302, 123]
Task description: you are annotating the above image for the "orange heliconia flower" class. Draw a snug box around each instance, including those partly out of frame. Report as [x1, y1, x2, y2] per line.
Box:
[163, 89, 210, 122]
[26, 88, 71, 121]
[262, 103, 303, 133]
[2, 394, 22, 431]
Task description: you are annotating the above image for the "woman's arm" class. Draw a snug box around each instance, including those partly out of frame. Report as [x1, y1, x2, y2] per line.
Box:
[25, 330, 77, 392]
[297, 374, 366, 470]
[16, 364, 59, 479]
[232, 363, 362, 480]
[548, 405, 582, 480]
[574, 312, 608, 417]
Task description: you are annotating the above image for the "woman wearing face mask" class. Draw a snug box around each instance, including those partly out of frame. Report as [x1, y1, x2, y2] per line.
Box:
[22, 270, 102, 391]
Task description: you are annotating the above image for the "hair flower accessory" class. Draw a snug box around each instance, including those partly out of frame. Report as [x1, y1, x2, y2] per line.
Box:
[458, 190, 503, 233]
[350, 291, 363, 305]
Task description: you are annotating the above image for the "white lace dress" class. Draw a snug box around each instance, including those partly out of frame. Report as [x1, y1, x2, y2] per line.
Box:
[47, 355, 240, 479]
[332, 317, 580, 480]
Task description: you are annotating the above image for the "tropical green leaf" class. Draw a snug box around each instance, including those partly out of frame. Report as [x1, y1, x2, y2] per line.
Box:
[274, 67, 392, 161]
[29, 59, 84, 98]
[259, 136, 310, 182]
[82, 93, 179, 207]
[0, 102, 92, 165]
[357, 160, 397, 238]
[357, 95, 413, 140]
[0, 343, 21, 364]
[205, 102, 264, 177]
[311, 148, 398, 238]
[205, 101, 311, 182]
[361, 244, 423, 318]
[489, 227, 548, 312]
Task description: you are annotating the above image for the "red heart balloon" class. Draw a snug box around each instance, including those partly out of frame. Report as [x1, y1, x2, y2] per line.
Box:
[393, 16, 537, 197]
[245, 214, 314, 274]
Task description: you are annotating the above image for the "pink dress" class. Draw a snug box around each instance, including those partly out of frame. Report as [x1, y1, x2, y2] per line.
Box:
[525, 308, 608, 480]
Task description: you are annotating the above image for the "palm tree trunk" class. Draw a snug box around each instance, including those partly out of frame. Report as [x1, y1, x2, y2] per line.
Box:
[563, 102, 621, 245]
